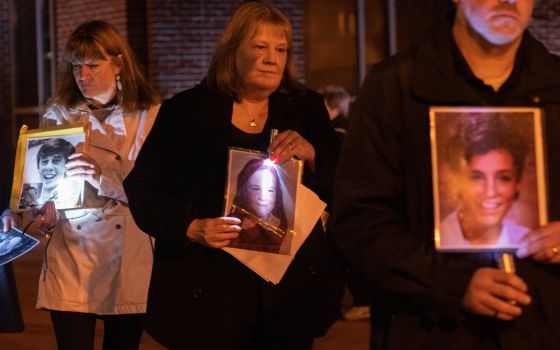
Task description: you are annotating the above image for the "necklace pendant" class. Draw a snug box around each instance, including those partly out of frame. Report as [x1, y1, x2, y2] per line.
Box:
[249, 119, 258, 127]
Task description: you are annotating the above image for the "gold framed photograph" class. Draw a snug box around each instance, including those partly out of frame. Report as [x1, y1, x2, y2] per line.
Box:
[223, 147, 303, 255]
[10, 124, 86, 212]
[430, 107, 547, 252]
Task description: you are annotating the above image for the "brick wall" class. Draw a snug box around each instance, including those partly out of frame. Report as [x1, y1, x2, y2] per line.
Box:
[147, 0, 306, 99]
[0, 0, 11, 116]
[53, 0, 128, 67]
[13, 0, 38, 108]
[531, 0, 560, 55]
[0, 0, 14, 193]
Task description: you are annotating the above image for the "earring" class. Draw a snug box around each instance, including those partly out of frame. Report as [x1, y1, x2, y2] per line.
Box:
[116, 75, 122, 91]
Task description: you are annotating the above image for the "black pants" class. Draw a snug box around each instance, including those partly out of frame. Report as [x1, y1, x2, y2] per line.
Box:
[50, 310, 144, 350]
[0, 263, 24, 332]
[347, 267, 370, 306]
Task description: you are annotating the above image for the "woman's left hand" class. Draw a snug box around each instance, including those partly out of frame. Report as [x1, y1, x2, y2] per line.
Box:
[516, 221, 560, 263]
[32, 201, 58, 237]
[65, 152, 102, 188]
[269, 130, 316, 171]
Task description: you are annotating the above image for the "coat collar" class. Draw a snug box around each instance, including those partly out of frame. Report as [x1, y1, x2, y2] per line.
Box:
[70, 103, 127, 155]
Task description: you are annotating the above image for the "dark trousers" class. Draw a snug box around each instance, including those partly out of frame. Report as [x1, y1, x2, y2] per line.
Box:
[0, 263, 24, 332]
[347, 267, 370, 306]
[50, 310, 144, 350]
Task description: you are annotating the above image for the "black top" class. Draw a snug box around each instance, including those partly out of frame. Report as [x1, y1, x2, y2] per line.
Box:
[332, 13, 560, 350]
[228, 124, 269, 152]
[124, 83, 344, 349]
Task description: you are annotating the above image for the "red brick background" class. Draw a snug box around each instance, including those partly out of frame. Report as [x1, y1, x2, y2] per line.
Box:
[146, 0, 305, 98]
[531, 0, 560, 55]
[1, 0, 560, 145]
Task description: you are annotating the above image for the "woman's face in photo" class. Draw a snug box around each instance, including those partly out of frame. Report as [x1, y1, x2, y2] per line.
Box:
[235, 23, 288, 96]
[246, 168, 277, 219]
[461, 148, 521, 230]
[38, 154, 66, 190]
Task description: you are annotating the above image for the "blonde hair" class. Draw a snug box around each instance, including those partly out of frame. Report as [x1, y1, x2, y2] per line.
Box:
[52, 20, 159, 112]
[205, 2, 302, 99]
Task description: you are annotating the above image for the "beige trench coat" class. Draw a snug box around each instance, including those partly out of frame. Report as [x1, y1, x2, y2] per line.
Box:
[36, 102, 160, 314]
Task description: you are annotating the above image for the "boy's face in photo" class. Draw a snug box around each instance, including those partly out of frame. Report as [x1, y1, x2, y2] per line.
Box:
[38, 153, 66, 190]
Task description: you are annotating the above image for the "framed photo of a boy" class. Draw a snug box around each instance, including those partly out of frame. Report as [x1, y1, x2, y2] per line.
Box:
[430, 107, 547, 252]
[223, 147, 302, 255]
[10, 125, 86, 212]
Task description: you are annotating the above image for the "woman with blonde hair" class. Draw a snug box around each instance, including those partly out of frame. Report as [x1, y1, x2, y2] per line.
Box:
[125, 2, 343, 349]
[36, 20, 160, 350]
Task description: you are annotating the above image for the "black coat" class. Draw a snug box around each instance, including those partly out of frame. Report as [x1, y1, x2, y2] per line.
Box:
[124, 84, 344, 349]
[331, 18, 560, 350]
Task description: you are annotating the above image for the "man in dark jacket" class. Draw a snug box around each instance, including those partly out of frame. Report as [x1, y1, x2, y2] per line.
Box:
[332, 0, 560, 348]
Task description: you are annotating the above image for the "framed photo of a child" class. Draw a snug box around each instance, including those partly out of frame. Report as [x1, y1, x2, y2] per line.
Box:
[223, 147, 303, 255]
[430, 107, 547, 252]
[10, 125, 86, 212]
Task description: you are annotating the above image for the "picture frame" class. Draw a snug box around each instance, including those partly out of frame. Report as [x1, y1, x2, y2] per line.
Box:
[0, 228, 40, 266]
[430, 107, 547, 252]
[10, 124, 87, 212]
[223, 147, 303, 255]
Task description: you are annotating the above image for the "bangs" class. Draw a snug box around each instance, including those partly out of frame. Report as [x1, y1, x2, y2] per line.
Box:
[64, 38, 107, 63]
[252, 19, 292, 43]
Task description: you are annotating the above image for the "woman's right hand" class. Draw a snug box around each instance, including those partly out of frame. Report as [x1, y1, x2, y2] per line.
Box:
[1, 210, 21, 233]
[186, 217, 241, 248]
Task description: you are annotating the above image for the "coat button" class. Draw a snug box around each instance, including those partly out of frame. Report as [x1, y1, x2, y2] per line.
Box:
[532, 95, 541, 104]
[76, 225, 82, 230]
[308, 265, 316, 275]
[115, 155, 121, 161]
[116, 224, 122, 229]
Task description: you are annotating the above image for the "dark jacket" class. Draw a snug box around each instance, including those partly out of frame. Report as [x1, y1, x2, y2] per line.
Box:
[124, 83, 344, 349]
[0, 144, 24, 333]
[331, 18, 560, 350]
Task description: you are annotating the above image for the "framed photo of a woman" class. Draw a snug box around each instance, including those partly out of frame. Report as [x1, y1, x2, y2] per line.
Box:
[10, 125, 86, 212]
[430, 107, 547, 252]
[224, 147, 302, 255]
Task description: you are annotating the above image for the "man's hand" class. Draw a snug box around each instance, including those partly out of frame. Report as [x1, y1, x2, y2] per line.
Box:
[517, 222, 560, 263]
[462, 267, 531, 321]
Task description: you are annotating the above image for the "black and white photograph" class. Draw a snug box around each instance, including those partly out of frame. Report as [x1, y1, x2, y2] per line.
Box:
[0, 228, 40, 266]
[224, 148, 302, 255]
[12, 127, 85, 212]
[430, 107, 547, 252]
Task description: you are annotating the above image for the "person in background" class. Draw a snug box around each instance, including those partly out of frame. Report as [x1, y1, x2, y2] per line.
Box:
[319, 84, 369, 321]
[124, 3, 343, 349]
[0, 142, 24, 333]
[318, 84, 351, 139]
[332, 0, 560, 348]
[35, 20, 160, 350]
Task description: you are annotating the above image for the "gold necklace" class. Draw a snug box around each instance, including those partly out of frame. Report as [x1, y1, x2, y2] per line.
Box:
[237, 101, 268, 128]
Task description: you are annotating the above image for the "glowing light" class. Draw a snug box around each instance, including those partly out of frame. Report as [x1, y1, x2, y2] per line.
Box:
[264, 158, 276, 167]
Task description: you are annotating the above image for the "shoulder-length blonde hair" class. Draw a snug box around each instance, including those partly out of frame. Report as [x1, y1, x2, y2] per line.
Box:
[51, 20, 159, 112]
[205, 2, 302, 100]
